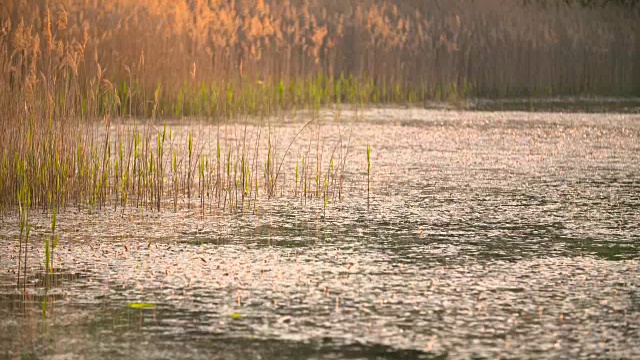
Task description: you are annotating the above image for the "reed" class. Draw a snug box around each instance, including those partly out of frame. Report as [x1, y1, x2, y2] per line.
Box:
[367, 144, 371, 211]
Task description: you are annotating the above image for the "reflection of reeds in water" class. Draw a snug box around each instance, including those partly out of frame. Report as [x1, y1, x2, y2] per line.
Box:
[1, 0, 638, 121]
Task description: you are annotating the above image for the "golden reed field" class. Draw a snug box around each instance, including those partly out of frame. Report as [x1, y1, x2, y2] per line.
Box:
[1, 0, 639, 119]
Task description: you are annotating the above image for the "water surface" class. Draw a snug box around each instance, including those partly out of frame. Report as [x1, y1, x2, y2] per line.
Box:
[1, 109, 639, 359]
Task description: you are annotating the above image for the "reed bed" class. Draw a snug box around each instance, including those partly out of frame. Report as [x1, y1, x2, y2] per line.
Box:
[1, 0, 638, 121]
[0, 116, 354, 215]
[3, 113, 359, 286]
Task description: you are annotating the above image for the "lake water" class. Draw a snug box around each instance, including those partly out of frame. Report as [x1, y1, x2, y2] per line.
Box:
[1, 108, 639, 359]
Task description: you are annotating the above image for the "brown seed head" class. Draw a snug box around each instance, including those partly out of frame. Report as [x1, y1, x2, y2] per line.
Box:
[56, 5, 68, 32]
[12, 20, 29, 51]
[44, 8, 53, 50]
